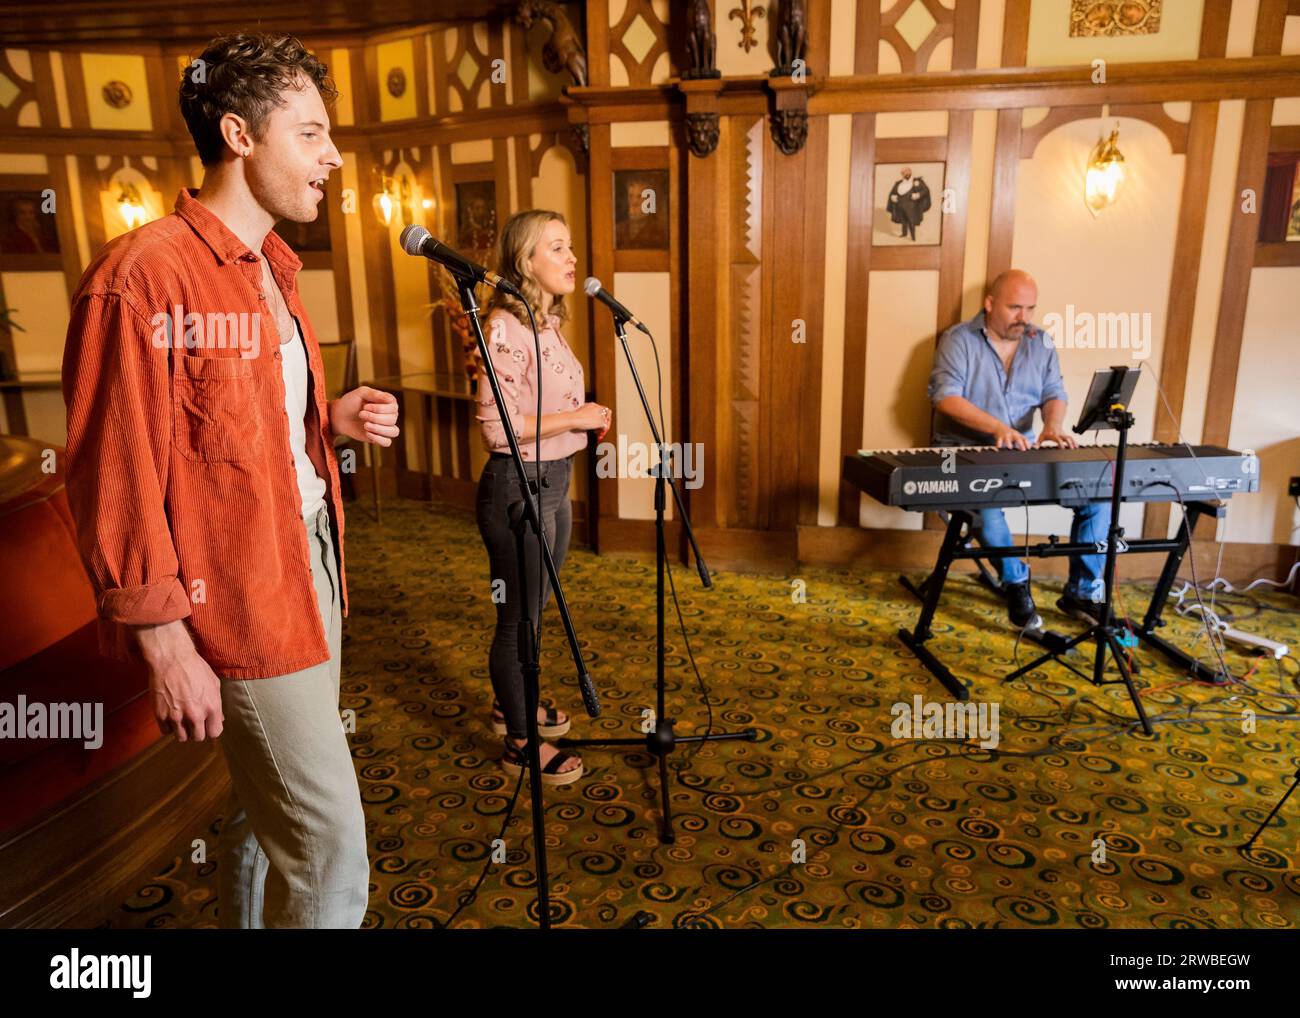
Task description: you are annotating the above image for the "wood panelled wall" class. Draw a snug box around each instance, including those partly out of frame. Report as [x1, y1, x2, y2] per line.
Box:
[1, 1, 1298, 581]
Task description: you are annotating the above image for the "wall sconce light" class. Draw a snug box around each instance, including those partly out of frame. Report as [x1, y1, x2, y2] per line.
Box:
[373, 174, 419, 227]
[115, 181, 149, 230]
[1085, 125, 1126, 216]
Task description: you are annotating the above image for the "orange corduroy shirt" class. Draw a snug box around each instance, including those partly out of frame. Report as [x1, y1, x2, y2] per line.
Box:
[61, 188, 348, 679]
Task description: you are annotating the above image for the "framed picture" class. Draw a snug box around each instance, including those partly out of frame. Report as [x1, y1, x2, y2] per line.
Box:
[873, 162, 945, 247]
[614, 168, 669, 251]
[1259, 153, 1300, 244]
[455, 180, 497, 256]
[0, 191, 59, 256]
[1070, 0, 1162, 37]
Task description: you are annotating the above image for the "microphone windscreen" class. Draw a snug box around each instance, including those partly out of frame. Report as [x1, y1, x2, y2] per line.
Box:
[583, 276, 602, 298]
[399, 224, 429, 256]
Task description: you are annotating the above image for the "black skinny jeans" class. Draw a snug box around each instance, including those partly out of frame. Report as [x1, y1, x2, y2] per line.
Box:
[474, 453, 573, 740]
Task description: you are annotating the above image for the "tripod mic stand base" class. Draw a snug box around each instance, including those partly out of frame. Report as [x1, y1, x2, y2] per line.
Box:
[562, 721, 758, 844]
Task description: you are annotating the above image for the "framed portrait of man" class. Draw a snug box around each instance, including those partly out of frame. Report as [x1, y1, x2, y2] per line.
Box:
[614, 169, 669, 251]
[872, 162, 945, 247]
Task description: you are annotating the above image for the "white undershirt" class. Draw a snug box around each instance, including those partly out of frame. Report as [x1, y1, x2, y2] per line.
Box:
[281, 320, 327, 518]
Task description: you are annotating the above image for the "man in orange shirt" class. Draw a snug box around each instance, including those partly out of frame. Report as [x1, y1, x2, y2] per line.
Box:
[61, 33, 399, 928]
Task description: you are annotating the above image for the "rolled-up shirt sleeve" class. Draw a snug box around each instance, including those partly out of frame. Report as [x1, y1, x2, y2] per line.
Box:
[1040, 337, 1069, 405]
[928, 330, 968, 404]
[475, 312, 532, 449]
[61, 291, 191, 626]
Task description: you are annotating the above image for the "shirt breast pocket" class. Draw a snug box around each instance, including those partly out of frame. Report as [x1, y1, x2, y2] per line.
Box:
[174, 355, 263, 463]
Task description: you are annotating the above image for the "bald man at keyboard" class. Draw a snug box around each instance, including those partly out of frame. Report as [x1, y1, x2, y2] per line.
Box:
[927, 270, 1110, 630]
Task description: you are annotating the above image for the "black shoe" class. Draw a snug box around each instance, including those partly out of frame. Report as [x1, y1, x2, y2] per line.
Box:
[1003, 580, 1040, 628]
[1057, 592, 1103, 625]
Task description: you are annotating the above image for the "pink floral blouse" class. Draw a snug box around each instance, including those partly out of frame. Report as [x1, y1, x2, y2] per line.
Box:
[475, 308, 588, 461]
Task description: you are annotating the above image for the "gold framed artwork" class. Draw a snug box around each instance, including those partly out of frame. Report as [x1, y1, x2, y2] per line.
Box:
[1070, 1, 1162, 38]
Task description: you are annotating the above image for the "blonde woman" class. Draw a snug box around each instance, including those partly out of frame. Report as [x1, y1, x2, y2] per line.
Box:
[475, 210, 611, 785]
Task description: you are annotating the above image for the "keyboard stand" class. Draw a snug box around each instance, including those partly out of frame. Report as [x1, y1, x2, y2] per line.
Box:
[899, 513, 1073, 659]
[896, 501, 1225, 724]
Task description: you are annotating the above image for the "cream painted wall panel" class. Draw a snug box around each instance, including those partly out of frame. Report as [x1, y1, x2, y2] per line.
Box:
[3, 272, 68, 373]
[961, 109, 998, 319]
[977, 0, 1006, 69]
[49, 51, 70, 128]
[451, 139, 494, 164]
[611, 121, 669, 147]
[1283, 12, 1300, 54]
[611, 271, 672, 521]
[715, 3, 773, 76]
[858, 269, 936, 531]
[0, 154, 48, 173]
[331, 47, 355, 126]
[1012, 117, 1183, 540]
[81, 54, 152, 131]
[828, 0, 858, 76]
[376, 39, 417, 122]
[876, 111, 949, 138]
[298, 269, 339, 344]
[1226, 0, 1261, 57]
[1027, 0, 1204, 65]
[1226, 268, 1300, 546]
[928, 37, 953, 72]
[4, 270, 69, 442]
[1272, 97, 1300, 125]
[819, 113, 853, 526]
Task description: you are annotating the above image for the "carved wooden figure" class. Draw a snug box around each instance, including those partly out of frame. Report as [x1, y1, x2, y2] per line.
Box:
[516, 0, 589, 87]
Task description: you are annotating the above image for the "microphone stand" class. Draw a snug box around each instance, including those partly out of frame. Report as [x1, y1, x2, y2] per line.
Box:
[562, 313, 757, 843]
[455, 274, 599, 930]
[1004, 369, 1153, 735]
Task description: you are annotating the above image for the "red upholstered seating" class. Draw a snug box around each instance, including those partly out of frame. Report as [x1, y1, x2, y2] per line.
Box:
[0, 436, 156, 836]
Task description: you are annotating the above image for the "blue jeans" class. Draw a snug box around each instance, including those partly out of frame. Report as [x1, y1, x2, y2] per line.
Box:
[977, 501, 1110, 602]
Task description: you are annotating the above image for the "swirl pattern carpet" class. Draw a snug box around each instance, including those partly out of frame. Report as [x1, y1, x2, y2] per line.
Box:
[99, 499, 1300, 929]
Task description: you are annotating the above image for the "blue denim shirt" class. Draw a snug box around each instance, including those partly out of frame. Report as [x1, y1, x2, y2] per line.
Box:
[928, 310, 1068, 446]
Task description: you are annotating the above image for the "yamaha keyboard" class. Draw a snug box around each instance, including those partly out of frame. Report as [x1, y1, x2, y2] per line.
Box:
[844, 443, 1258, 511]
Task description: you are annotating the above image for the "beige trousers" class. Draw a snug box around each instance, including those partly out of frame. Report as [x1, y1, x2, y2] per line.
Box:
[215, 504, 369, 928]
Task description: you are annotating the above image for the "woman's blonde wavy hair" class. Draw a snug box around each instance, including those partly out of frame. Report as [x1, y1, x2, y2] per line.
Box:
[486, 209, 570, 327]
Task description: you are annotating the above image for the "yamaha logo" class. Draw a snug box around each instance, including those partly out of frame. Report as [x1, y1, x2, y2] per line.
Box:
[906, 479, 958, 495]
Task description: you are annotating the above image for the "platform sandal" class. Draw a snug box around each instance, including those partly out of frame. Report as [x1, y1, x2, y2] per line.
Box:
[498, 739, 584, 786]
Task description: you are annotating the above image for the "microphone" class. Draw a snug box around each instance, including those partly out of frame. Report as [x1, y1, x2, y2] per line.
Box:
[400, 225, 521, 296]
[583, 277, 650, 334]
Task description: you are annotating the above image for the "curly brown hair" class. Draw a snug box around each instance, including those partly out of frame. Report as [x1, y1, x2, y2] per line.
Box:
[485, 209, 570, 328]
[179, 33, 338, 166]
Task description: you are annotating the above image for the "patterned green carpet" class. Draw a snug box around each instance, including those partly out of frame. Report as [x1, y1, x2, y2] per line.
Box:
[100, 499, 1300, 929]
